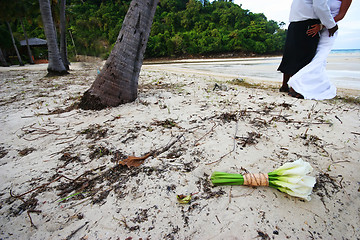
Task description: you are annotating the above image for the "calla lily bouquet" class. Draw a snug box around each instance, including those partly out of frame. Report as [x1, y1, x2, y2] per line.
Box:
[211, 159, 316, 201]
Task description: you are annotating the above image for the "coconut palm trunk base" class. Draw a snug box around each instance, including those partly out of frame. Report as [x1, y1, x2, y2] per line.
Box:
[39, 0, 68, 75]
[79, 87, 137, 110]
[46, 69, 69, 77]
[79, 0, 159, 111]
[79, 66, 139, 110]
[79, 90, 110, 110]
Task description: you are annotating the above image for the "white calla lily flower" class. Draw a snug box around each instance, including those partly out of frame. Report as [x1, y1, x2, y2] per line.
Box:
[268, 159, 316, 201]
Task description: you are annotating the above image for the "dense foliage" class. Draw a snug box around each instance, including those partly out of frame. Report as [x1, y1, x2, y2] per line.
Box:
[148, 0, 286, 57]
[1, 0, 286, 61]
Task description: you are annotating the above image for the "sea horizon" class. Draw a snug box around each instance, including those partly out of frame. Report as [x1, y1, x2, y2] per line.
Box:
[331, 49, 360, 54]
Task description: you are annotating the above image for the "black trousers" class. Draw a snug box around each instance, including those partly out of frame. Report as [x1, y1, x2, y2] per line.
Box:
[278, 19, 321, 75]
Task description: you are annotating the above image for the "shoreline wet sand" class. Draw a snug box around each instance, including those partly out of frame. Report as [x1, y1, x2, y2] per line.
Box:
[143, 52, 360, 92]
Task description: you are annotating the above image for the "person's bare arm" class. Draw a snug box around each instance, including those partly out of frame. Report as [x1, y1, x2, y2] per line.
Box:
[334, 0, 352, 22]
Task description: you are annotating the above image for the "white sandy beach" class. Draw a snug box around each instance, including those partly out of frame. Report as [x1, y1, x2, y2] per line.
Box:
[0, 56, 359, 239]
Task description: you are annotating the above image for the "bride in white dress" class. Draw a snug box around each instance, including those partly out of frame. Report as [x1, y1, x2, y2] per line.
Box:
[288, 0, 352, 100]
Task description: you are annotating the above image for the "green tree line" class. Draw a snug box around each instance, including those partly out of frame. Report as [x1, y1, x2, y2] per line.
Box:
[148, 0, 286, 57]
[0, 0, 286, 63]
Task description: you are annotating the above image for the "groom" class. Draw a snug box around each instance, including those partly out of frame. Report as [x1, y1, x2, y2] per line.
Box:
[278, 0, 338, 93]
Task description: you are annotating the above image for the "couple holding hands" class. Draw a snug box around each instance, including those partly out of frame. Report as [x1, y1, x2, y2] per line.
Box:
[278, 0, 352, 100]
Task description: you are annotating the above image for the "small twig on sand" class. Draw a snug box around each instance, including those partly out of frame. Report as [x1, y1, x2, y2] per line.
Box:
[215, 215, 221, 224]
[11, 165, 105, 199]
[9, 189, 26, 203]
[153, 134, 185, 156]
[119, 134, 185, 166]
[55, 135, 79, 145]
[206, 121, 238, 165]
[27, 210, 42, 228]
[229, 187, 232, 204]
[64, 221, 89, 240]
[274, 119, 332, 125]
[21, 123, 64, 141]
[335, 115, 343, 124]
[10, 175, 74, 198]
[303, 128, 309, 137]
[194, 122, 217, 146]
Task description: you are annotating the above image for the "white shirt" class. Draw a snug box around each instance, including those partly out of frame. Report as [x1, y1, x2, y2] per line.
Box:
[329, 0, 341, 18]
[289, 0, 336, 29]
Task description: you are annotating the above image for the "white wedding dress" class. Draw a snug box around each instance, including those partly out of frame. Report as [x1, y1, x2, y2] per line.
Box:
[288, 0, 341, 100]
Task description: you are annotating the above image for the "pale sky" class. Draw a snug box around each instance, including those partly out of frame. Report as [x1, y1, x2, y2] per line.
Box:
[233, 0, 360, 49]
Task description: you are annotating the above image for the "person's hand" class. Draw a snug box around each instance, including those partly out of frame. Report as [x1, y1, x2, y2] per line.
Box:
[328, 24, 338, 37]
[307, 24, 321, 37]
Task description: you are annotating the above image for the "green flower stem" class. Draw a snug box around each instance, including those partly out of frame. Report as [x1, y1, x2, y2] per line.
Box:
[211, 172, 244, 185]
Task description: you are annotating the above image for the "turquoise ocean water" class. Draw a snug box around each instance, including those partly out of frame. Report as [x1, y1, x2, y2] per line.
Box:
[331, 49, 360, 54]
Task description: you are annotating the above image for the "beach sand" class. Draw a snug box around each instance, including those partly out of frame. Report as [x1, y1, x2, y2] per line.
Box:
[143, 52, 360, 92]
[0, 58, 359, 239]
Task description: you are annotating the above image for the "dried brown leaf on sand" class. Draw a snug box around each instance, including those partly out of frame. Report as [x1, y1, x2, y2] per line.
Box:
[118, 153, 153, 167]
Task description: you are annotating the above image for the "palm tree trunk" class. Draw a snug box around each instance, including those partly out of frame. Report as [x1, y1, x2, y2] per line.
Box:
[79, 0, 159, 110]
[0, 48, 9, 67]
[68, 30, 78, 58]
[21, 19, 35, 65]
[59, 0, 69, 70]
[38, 0, 67, 76]
[6, 21, 24, 66]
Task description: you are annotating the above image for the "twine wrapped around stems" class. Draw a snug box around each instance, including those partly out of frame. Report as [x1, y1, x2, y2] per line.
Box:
[243, 173, 269, 187]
